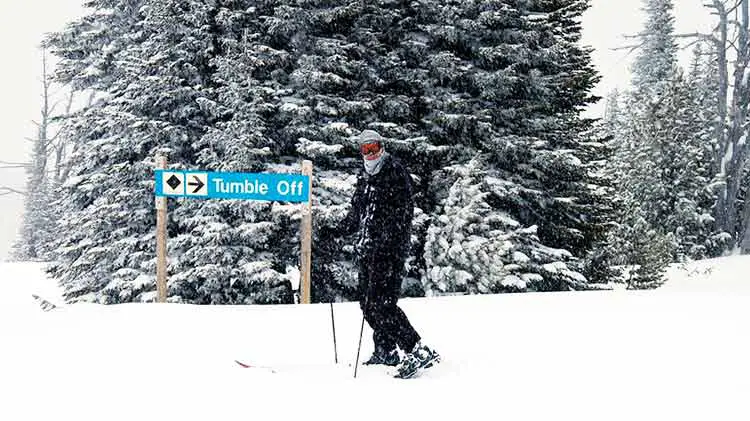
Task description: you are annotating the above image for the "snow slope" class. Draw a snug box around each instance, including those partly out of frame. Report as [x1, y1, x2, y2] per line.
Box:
[1, 257, 749, 421]
[662, 255, 750, 292]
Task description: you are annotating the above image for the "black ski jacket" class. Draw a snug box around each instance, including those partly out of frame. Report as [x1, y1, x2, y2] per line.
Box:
[339, 153, 414, 264]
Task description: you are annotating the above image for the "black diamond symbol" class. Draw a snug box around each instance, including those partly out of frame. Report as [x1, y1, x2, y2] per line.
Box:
[166, 174, 182, 190]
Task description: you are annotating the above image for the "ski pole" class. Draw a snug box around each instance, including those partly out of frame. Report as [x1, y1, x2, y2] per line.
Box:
[353, 312, 366, 378]
[330, 301, 338, 364]
[353, 284, 370, 378]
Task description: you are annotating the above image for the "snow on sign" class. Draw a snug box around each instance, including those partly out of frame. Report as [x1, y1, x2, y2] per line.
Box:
[154, 170, 310, 203]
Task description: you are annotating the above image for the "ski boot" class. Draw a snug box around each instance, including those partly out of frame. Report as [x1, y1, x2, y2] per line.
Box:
[394, 342, 441, 379]
[363, 348, 401, 367]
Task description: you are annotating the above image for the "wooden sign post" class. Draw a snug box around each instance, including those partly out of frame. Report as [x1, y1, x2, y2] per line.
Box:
[155, 155, 168, 303]
[300, 160, 313, 304]
[153, 157, 313, 304]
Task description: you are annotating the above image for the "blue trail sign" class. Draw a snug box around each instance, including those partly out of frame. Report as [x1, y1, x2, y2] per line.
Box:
[155, 170, 310, 203]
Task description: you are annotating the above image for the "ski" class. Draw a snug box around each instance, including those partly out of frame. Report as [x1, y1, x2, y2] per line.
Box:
[233, 358, 442, 378]
[234, 360, 277, 373]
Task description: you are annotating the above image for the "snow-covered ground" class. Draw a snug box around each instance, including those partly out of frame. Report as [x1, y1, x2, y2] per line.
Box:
[1, 258, 749, 421]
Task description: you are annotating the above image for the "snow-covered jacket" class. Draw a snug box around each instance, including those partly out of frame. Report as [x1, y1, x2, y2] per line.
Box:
[339, 153, 414, 263]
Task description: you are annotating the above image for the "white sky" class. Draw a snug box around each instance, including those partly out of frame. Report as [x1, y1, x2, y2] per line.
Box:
[0, 0, 715, 261]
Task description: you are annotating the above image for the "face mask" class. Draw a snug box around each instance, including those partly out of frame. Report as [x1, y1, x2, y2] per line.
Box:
[363, 152, 386, 175]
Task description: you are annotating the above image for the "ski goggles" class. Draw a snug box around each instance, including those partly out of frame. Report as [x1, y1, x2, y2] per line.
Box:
[360, 141, 382, 157]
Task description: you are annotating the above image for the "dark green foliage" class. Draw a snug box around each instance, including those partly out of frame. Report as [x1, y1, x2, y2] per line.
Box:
[45, 0, 607, 303]
[604, 0, 724, 286]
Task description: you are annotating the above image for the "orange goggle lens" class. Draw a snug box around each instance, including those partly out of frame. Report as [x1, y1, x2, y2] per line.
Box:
[360, 142, 381, 156]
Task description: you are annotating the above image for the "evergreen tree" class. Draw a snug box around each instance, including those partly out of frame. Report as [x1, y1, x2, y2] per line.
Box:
[614, 12, 720, 264]
[13, 180, 56, 261]
[686, 43, 720, 178]
[686, 42, 730, 256]
[411, 0, 607, 291]
[43, 0, 608, 303]
[45, 0, 225, 303]
[611, 90, 679, 284]
[167, 1, 299, 304]
[612, 213, 674, 289]
[631, 0, 678, 94]
[608, 0, 690, 286]
[577, 117, 620, 285]
[423, 158, 588, 294]
[646, 72, 712, 260]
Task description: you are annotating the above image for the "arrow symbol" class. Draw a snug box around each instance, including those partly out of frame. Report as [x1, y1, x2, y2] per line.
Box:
[188, 175, 205, 193]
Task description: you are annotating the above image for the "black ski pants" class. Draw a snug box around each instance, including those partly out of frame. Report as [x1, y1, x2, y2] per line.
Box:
[358, 252, 420, 354]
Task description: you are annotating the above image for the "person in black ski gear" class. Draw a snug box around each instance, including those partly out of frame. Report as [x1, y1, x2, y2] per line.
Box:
[332, 129, 440, 378]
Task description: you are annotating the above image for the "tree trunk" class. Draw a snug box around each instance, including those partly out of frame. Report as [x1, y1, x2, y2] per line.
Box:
[715, 0, 728, 175]
[741, 187, 750, 253]
[712, 0, 750, 252]
[712, 0, 731, 234]
[31, 50, 52, 187]
[53, 91, 75, 185]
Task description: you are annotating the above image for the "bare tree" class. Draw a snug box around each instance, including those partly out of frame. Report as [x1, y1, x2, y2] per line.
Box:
[29, 49, 54, 187]
[0, 187, 25, 197]
[51, 87, 75, 185]
[2, 49, 76, 189]
[10, 47, 75, 260]
[675, 0, 750, 253]
[713, 0, 750, 253]
[55, 90, 93, 186]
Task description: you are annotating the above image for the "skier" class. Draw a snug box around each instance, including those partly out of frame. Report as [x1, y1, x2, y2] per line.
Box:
[327, 129, 440, 378]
